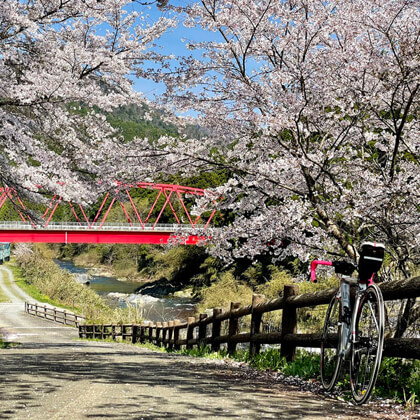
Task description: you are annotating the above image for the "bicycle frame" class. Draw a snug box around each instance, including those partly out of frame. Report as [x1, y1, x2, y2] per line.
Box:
[337, 277, 367, 359]
[312, 244, 385, 404]
[310, 260, 369, 359]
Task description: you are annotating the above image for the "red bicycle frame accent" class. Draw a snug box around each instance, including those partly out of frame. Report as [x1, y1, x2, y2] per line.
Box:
[310, 259, 374, 285]
[310, 260, 332, 282]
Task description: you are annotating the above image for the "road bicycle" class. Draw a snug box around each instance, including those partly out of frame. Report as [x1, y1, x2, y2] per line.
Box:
[311, 242, 385, 405]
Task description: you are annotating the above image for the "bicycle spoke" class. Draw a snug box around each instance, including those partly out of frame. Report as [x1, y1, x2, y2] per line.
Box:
[367, 300, 379, 332]
[320, 295, 343, 391]
[350, 286, 384, 404]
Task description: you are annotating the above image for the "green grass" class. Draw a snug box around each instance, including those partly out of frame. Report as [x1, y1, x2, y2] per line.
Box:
[0, 263, 20, 302]
[11, 250, 146, 324]
[0, 286, 9, 302]
[0, 338, 20, 349]
[8, 262, 76, 311]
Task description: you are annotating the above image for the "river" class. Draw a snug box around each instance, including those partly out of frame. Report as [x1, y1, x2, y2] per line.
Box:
[54, 259, 196, 322]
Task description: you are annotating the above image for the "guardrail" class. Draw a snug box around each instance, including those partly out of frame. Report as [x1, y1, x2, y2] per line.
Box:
[79, 277, 420, 360]
[25, 302, 85, 327]
[0, 221, 205, 231]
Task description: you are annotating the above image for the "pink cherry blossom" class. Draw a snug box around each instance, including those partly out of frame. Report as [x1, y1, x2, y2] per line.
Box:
[131, 0, 419, 270]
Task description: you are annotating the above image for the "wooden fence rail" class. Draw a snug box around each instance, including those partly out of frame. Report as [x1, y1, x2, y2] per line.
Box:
[79, 277, 420, 360]
[25, 302, 85, 328]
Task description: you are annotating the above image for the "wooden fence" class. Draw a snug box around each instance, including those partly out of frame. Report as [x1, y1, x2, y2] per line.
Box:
[79, 277, 420, 360]
[25, 302, 85, 327]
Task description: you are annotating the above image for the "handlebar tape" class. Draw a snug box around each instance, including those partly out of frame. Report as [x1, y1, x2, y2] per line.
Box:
[310, 260, 332, 283]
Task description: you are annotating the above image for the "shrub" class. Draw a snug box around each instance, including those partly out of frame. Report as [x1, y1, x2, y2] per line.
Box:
[197, 271, 253, 312]
[376, 358, 420, 404]
[13, 244, 143, 324]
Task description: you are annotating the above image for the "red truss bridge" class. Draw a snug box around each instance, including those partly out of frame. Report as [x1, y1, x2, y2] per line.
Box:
[0, 183, 219, 244]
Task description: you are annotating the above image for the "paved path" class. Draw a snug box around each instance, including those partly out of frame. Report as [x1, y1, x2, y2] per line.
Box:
[0, 265, 412, 419]
[0, 266, 78, 344]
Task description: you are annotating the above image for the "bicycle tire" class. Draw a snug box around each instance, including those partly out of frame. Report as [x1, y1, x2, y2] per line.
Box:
[350, 284, 384, 404]
[320, 293, 343, 391]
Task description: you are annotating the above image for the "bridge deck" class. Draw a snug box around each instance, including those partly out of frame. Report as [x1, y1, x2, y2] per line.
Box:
[0, 222, 207, 244]
[0, 221, 203, 231]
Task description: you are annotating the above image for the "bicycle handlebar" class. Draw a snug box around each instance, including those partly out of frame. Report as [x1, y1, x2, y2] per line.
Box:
[310, 260, 332, 283]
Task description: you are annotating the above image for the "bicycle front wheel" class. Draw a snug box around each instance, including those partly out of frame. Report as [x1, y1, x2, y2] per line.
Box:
[350, 284, 384, 404]
[320, 294, 343, 391]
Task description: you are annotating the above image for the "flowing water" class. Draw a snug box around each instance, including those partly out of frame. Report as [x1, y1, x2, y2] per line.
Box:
[54, 259, 196, 322]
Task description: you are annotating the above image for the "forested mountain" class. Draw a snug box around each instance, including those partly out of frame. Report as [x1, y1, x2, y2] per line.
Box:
[106, 103, 178, 142]
[106, 103, 206, 143]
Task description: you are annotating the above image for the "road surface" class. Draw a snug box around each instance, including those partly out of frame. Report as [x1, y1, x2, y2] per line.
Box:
[0, 265, 413, 419]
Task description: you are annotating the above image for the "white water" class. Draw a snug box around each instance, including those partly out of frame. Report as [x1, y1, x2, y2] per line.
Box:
[54, 259, 196, 321]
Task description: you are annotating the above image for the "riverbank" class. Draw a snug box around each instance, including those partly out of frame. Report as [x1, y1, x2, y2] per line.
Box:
[12, 244, 147, 324]
[55, 258, 197, 321]
[54, 242, 210, 293]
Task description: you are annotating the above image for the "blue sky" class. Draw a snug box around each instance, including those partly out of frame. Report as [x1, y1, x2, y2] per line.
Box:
[126, 1, 220, 100]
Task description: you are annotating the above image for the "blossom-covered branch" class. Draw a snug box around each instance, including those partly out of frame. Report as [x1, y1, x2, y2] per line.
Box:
[130, 0, 419, 268]
[0, 0, 174, 202]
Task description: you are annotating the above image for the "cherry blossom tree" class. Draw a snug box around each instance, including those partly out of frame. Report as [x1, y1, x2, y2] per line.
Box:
[0, 0, 174, 203]
[128, 0, 419, 274]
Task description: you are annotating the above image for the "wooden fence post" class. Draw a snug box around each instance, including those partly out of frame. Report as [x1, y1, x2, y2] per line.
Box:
[111, 325, 116, 341]
[228, 302, 241, 355]
[186, 316, 195, 349]
[149, 322, 154, 344]
[250, 294, 265, 356]
[44, 305, 47, 319]
[155, 322, 162, 346]
[168, 321, 174, 350]
[162, 322, 168, 347]
[281, 284, 299, 362]
[174, 320, 181, 350]
[132, 324, 138, 344]
[139, 322, 145, 343]
[198, 314, 208, 349]
[211, 308, 222, 352]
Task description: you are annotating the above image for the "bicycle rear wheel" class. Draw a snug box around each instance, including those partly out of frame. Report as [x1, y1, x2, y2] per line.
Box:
[320, 294, 343, 391]
[350, 284, 384, 404]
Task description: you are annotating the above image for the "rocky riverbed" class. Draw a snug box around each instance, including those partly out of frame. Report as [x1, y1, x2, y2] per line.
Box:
[55, 259, 197, 321]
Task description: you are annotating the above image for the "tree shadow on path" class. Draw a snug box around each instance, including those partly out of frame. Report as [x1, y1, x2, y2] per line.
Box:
[0, 342, 377, 419]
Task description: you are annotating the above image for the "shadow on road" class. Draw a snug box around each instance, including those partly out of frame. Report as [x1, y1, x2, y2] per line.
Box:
[0, 342, 370, 419]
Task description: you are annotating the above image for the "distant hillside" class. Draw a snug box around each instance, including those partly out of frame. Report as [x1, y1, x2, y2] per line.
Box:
[106, 103, 206, 142]
[106, 103, 178, 142]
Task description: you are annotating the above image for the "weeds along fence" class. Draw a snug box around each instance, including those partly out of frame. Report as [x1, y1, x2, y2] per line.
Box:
[25, 302, 85, 327]
[79, 277, 420, 361]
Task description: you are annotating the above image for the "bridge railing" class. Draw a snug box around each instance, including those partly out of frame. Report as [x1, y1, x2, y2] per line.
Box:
[79, 277, 420, 360]
[0, 221, 205, 231]
[25, 302, 85, 327]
